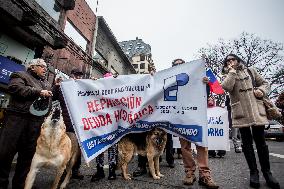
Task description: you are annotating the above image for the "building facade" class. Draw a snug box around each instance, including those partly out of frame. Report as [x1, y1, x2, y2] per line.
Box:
[92, 16, 136, 78]
[119, 37, 155, 74]
[42, 0, 96, 79]
[0, 0, 75, 119]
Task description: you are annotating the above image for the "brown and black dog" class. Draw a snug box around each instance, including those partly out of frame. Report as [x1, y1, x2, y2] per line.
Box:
[25, 104, 80, 189]
[118, 128, 167, 180]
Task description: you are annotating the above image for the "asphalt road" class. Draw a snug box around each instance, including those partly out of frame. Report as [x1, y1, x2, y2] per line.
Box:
[8, 140, 284, 189]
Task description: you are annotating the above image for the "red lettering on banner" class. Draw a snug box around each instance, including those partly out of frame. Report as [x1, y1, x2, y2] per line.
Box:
[87, 101, 95, 113]
[86, 96, 144, 113]
[82, 113, 113, 130]
[94, 100, 101, 111]
[82, 118, 90, 130]
[113, 105, 155, 125]
[100, 98, 106, 110]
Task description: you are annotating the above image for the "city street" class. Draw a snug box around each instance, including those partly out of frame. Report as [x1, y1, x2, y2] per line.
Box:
[8, 140, 284, 189]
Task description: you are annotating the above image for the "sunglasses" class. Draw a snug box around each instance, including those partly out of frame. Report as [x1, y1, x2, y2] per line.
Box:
[226, 58, 237, 63]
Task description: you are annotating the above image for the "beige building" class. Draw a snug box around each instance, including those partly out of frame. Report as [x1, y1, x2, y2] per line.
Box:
[119, 37, 155, 74]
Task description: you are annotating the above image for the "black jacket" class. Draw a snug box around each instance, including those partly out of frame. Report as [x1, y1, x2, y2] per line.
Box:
[7, 70, 51, 114]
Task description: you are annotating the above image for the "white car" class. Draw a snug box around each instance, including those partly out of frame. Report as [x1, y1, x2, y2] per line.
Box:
[264, 120, 284, 141]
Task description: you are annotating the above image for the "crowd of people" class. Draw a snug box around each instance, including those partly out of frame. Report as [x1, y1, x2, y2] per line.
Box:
[0, 55, 282, 189]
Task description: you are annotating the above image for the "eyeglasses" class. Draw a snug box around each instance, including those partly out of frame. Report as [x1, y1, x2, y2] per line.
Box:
[36, 65, 47, 69]
[226, 58, 237, 63]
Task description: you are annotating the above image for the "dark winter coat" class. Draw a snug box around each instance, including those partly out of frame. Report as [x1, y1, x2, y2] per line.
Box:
[52, 84, 74, 132]
[221, 64, 270, 128]
[7, 70, 51, 115]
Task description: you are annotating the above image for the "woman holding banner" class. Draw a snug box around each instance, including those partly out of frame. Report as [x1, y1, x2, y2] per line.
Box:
[91, 73, 117, 182]
[221, 54, 280, 189]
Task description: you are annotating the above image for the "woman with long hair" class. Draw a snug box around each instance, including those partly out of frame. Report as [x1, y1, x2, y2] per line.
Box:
[221, 54, 280, 189]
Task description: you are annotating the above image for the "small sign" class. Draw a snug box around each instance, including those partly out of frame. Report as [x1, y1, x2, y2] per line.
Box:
[0, 55, 25, 84]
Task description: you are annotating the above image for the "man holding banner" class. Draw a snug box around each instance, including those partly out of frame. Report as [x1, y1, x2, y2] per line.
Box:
[172, 59, 219, 189]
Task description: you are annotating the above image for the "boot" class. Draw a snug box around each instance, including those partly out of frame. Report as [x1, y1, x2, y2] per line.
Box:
[208, 150, 216, 158]
[71, 169, 84, 180]
[242, 144, 260, 188]
[91, 165, 105, 182]
[256, 145, 280, 189]
[233, 137, 242, 153]
[133, 166, 147, 177]
[198, 175, 219, 189]
[108, 163, 116, 180]
[217, 150, 226, 158]
[183, 171, 196, 185]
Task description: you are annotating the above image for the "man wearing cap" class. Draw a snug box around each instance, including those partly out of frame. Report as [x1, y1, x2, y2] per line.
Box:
[53, 68, 84, 180]
[0, 58, 52, 189]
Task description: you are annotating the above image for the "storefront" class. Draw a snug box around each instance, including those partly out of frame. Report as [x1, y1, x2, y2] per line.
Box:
[0, 55, 26, 126]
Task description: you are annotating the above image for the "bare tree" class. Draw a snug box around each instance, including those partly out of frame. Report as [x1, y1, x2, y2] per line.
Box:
[198, 32, 284, 105]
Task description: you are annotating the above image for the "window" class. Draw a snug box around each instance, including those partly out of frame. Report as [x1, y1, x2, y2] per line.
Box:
[35, 0, 61, 21]
[133, 64, 138, 69]
[140, 63, 145, 69]
[111, 66, 118, 76]
[140, 54, 145, 61]
[93, 51, 108, 67]
[64, 20, 87, 51]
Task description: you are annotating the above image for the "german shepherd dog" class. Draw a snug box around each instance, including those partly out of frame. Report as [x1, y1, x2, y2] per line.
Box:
[25, 104, 80, 189]
[118, 128, 167, 180]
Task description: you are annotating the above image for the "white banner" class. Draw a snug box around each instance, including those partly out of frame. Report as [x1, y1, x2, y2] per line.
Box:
[173, 107, 230, 151]
[61, 59, 208, 162]
[207, 107, 230, 151]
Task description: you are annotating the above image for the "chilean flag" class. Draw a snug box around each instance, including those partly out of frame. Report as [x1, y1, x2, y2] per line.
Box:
[206, 68, 224, 94]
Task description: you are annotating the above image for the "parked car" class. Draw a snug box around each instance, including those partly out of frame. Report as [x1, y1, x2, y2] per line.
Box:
[264, 120, 284, 141]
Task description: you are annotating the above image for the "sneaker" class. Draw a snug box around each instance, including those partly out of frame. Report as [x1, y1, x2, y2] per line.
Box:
[198, 175, 219, 189]
[183, 174, 196, 185]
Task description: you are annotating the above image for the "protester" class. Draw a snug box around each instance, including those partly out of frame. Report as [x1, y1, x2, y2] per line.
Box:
[52, 68, 85, 180]
[275, 92, 284, 125]
[221, 54, 280, 189]
[165, 134, 175, 167]
[91, 72, 117, 181]
[174, 148, 182, 159]
[173, 58, 219, 189]
[133, 67, 166, 177]
[0, 59, 52, 189]
[207, 96, 226, 158]
[132, 155, 147, 177]
[225, 95, 242, 153]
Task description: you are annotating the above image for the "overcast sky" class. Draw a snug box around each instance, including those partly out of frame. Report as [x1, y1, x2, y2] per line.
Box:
[86, 0, 284, 71]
